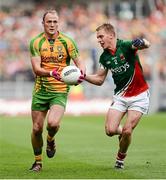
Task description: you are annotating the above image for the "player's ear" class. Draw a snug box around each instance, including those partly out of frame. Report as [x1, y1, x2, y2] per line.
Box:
[109, 34, 113, 40]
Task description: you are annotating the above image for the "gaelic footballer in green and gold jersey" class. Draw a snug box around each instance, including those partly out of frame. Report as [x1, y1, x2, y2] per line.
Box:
[29, 32, 79, 93]
[29, 10, 86, 172]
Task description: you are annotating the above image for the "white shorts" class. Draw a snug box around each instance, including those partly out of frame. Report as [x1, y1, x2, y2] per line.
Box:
[110, 90, 150, 114]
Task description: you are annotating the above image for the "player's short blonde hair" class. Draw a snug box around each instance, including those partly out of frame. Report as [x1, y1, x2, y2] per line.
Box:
[96, 23, 116, 36]
[42, 10, 59, 22]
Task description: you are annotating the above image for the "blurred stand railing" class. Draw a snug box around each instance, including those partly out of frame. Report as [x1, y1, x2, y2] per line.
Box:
[0, 80, 33, 100]
[0, 78, 113, 100]
[0, 78, 166, 113]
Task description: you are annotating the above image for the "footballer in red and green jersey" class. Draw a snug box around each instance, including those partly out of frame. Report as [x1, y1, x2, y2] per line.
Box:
[29, 32, 79, 93]
[99, 39, 148, 97]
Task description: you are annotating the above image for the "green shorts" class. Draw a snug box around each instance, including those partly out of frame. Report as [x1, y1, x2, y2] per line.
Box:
[31, 91, 68, 111]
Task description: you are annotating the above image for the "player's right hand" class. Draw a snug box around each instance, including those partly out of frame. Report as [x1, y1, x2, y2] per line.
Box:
[50, 69, 61, 81]
[75, 70, 86, 85]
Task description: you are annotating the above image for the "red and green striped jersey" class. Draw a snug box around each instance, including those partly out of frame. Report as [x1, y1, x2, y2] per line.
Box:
[99, 39, 148, 97]
[29, 32, 79, 93]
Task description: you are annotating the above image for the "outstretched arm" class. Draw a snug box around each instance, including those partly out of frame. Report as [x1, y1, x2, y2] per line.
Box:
[85, 68, 108, 86]
[132, 38, 150, 50]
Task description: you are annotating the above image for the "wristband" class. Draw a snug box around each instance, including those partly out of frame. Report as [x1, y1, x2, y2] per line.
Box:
[143, 39, 150, 47]
[50, 71, 53, 77]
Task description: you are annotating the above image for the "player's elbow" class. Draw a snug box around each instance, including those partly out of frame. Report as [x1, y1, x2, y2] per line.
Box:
[33, 68, 43, 76]
[96, 79, 104, 86]
[95, 76, 105, 86]
[33, 69, 40, 76]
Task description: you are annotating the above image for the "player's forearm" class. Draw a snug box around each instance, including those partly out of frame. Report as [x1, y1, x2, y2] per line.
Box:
[33, 67, 51, 77]
[33, 67, 61, 81]
[31, 57, 52, 77]
[73, 58, 86, 74]
[85, 74, 104, 86]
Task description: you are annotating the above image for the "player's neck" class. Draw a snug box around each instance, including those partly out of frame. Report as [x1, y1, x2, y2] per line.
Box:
[108, 39, 117, 54]
[45, 31, 59, 40]
[108, 47, 116, 55]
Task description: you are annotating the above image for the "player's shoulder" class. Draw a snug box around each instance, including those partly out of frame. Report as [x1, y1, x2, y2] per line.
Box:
[59, 32, 77, 45]
[99, 49, 110, 64]
[30, 32, 45, 44]
[117, 39, 132, 49]
[59, 32, 73, 39]
[100, 50, 107, 58]
[117, 39, 131, 46]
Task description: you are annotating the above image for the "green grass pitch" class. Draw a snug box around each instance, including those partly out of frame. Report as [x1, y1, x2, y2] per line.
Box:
[0, 112, 166, 179]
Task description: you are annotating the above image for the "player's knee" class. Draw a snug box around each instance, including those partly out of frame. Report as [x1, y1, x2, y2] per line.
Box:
[106, 131, 114, 137]
[122, 127, 132, 137]
[33, 123, 43, 136]
[47, 121, 60, 129]
[105, 127, 117, 137]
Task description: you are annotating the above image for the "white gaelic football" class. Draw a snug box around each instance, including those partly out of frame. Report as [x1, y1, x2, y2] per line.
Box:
[61, 66, 81, 85]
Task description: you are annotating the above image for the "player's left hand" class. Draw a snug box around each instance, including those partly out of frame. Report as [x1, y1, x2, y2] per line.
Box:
[75, 70, 86, 85]
[132, 38, 145, 48]
[50, 69, 61, 81]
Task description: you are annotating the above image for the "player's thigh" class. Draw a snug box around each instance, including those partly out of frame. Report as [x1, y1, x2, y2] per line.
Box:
[128, 90, 150, 114]
[47, 105, 65, 126]
[31, 93, 50, 111]
[47, 93, 67, 126]
[105, 108, 125, 132]
[31, 110, 47, 130]
[106, 95, 127, 131]
[124, 110, 143, 130]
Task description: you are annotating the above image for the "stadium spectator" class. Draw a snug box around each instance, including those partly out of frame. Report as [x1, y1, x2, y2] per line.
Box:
[85, 23, 151, 169]
[0, 2, 166, 82]
[29, 9, 85, 172]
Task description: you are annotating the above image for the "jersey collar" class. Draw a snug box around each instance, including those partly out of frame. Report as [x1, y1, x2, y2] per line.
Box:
[44, 31, 59, 40]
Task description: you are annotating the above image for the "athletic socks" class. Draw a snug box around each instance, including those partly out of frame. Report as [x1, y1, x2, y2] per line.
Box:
[47, 134, 55, 142]
[116, 151, 127, 161]
[35, 154, 42, 163]
[115, 151, 127, 169]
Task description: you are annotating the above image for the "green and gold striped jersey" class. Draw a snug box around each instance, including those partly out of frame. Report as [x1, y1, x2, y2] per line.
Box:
[29, 32, 79, 93]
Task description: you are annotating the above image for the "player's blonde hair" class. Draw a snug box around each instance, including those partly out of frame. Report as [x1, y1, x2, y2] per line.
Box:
[96, 23, 116, 36]
[42, 10, 59, 22]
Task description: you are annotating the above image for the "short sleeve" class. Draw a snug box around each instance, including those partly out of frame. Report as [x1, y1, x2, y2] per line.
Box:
[29, 39, 40, 57]
[68, 40, 79, 59]
[121, 40, 133, 50]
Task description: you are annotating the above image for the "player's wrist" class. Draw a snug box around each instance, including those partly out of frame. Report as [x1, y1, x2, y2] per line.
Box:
[142, 38, 150, 48]
[50, 71, 53, 77]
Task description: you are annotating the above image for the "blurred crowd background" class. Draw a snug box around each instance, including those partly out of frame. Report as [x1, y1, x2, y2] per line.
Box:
[0, 0, 166, 112]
